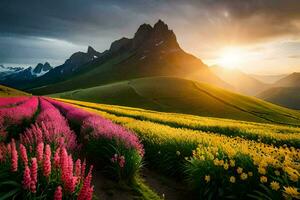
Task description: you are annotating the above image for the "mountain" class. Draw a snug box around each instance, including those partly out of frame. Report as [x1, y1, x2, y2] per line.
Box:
[50, 76, 300, 126]
[272, 72, 300, 87]
[257, 87, 300, 110]
[0, 65, 23, 80]
[250, 74, 288, 84]
[24, 20, 231, 94]
[33, 62, 52, 75]
[211, 66, 269, 96]
[0, 62, 52, 87]
[257, 73, 300, 109]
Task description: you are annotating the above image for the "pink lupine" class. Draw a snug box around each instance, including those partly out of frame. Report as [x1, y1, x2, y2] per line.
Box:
[22, 166, 31, 190]
[75, 159, 81, 177]
[54, 186, 63, 200]
[11, 139, 18, 172]
[81, 159, 86, 180]
[66, 155, 76, 192]
[20, 144, 28, 166]
[36, 142, 44, 163]
[86, 186, 94, 200]
[30, 180, 36, 193]
[6, 143, 11, 156]
[31, 158, 38, 184]
[53, 148, 60, 168]
[43, 144, 51, 178]
[77, 166, 93, 200]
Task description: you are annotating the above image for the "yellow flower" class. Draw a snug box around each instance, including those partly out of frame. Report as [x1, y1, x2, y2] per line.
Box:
[213, 159, 219, 166]
[237, 167, 243, 174]
[219, 160, 224, 166]
[204, 175, 211, 183]
[176, 151, 181, 156]
[230, 160, 235, 167]
[270, 181, 280, 191]
[248, 172, 253, 177]
[223, 163, 229, 170]
[240, 173, 248, 180]
[274, 170, 280, 176]
[260, 176, 267, 183]
[283, 186, 300, 199]
[258, 167, 266, 175]
[229, 176, 236, 183]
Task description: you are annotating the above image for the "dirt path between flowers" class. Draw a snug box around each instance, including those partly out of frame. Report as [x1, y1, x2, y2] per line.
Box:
[92, 168, 189, 200]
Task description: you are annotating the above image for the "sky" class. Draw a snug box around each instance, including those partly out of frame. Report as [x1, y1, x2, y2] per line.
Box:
[0, 0, 300, 75]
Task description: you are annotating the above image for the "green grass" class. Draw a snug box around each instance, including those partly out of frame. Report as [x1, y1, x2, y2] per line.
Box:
[0, 85, 30, 97]
[51, 76, 300, 125]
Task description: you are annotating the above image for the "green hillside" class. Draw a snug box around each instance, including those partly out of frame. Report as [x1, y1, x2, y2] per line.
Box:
[51, 76, 300, 125]
[0, 85, 30, 97]
[258, 87, 300, 110]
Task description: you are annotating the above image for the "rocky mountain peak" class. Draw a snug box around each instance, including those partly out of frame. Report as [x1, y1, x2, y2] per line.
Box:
[33, 62, 53, 74]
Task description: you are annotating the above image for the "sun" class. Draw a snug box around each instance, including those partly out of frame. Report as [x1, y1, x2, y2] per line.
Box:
[217, 47, 244, 69]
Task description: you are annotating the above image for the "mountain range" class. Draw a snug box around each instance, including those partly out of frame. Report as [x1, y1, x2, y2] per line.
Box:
[0, 62, 53, 87]
[2, 20, 231, 94]
[0, 20, 299, 111]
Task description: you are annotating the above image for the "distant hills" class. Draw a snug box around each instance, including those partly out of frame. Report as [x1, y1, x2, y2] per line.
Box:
[211, 66, 269, 96]
[258, 73, 300, 109]
[250, 74, 287, 84]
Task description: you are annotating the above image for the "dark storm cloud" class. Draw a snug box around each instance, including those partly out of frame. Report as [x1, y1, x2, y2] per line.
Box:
[0, 0, 300, 66]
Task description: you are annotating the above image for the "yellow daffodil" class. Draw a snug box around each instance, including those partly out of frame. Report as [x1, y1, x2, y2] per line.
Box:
[205, 175, 211, 183]
[237, 167, 243, 174]
[229, 176, 236, 183]
[270, 181, 280, 191]
[260, 176, 267, 183]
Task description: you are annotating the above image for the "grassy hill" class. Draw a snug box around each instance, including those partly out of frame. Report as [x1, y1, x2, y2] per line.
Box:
[258, 87, 300, 110]
[51, 76, 300, 125]
[0, 85, 30, 97]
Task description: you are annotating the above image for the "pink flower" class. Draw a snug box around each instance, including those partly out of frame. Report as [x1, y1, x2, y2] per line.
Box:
[43, 144, 51, 178]
[53, 148, 60, 168]
[11, 139, 18, 172]
[36, 142, 44, 163]
[77, 165, 94, 200]
[75, 159, 81, 177]
[54, 186, 63, 200]
[30, 180, 36, 193]
[30, 158, 38, 184]
[22, 166, 31, 190]
[19, 144, 28, 166]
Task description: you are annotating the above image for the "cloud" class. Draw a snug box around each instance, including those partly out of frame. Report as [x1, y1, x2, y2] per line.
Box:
[0, 0, 300, 66]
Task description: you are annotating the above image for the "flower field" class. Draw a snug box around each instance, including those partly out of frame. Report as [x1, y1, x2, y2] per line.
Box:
[1, 96, 299, 199]
[57, 98, 300, 200]
[0, 97, 144, 199]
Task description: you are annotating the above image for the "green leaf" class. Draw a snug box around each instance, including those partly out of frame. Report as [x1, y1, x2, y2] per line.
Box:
[0, 189, 20, 200]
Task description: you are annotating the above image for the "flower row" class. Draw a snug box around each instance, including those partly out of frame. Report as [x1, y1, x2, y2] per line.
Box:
[20, 98, 77, 151]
